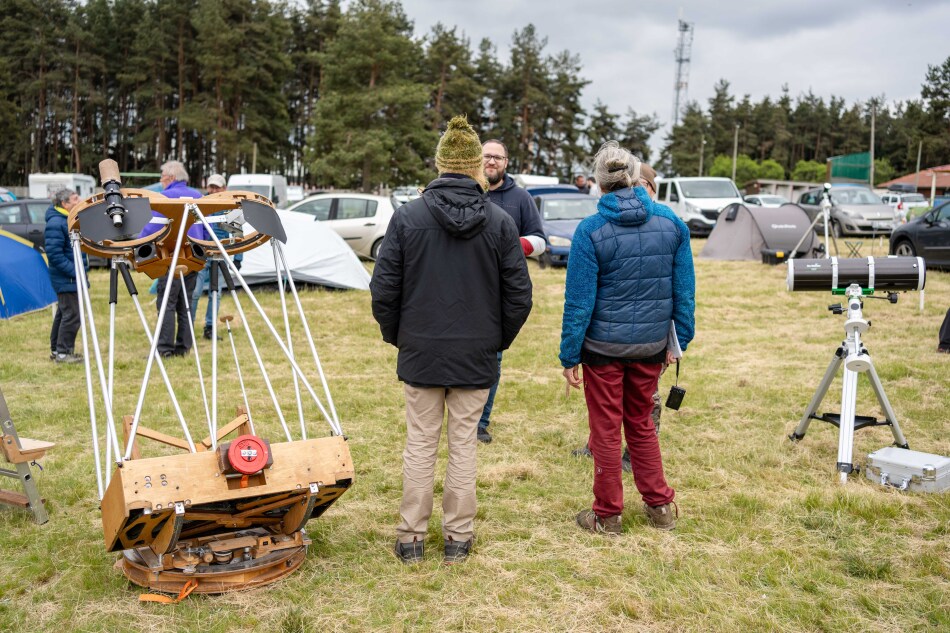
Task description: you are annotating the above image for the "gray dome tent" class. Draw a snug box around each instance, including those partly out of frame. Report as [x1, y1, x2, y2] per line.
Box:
[699, 203, 821, 261]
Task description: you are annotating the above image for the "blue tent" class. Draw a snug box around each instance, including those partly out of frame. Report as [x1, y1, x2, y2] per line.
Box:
[0, 230, 57, 319]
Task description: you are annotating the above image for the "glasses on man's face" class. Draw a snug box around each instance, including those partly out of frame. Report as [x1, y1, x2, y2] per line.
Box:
[482, 154, 507, 164]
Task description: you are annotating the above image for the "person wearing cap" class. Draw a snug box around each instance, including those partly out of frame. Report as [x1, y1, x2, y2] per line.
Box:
[560, 142, 694, 534]
[371, 115, 533, 565]
[477, 138, 546, 444]
[190, 174, 232, 340]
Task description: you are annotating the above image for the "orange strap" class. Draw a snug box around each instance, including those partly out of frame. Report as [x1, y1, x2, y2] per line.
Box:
[139, 579, 198, 604]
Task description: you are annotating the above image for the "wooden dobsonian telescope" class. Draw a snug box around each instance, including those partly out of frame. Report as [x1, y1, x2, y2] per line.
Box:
[68, 160, 354, 593]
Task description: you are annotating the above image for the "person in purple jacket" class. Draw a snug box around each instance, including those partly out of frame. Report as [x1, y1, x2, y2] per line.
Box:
[140, 160, 209, 357]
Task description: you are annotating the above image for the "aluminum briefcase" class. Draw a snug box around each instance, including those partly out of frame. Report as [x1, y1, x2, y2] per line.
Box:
[864, 446, 950, 493]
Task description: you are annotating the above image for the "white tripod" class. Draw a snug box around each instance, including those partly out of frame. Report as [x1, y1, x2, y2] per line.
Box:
[788, 284, 909, 483]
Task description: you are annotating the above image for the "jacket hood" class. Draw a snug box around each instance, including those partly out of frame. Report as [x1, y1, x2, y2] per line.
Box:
[493, 173, 518, 193]
[597, 186, 653, 226]
[422, 177, 489, 239]
[45, 205, 66, 223]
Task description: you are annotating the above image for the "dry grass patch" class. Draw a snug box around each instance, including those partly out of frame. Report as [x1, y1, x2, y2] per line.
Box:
[0, 244, 947, 631]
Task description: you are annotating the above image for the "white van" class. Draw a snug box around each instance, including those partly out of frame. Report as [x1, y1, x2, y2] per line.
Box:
[655, 177, 743, 237]
[226, 174, 289, 208]
[28, 173, 96, 199]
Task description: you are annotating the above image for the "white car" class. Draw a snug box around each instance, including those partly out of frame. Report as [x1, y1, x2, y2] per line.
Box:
[286, 193, 395, 259]
[655, 177, 744, 237]
[880, 192, 931, 223]
[744, 194, 790, 207]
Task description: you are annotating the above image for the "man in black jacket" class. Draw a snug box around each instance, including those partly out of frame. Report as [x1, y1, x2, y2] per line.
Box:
[371, 116, 532, 565]
[479, 139, 546, 443]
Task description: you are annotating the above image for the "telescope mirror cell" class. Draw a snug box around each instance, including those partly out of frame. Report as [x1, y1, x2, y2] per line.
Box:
[786, 256, 925, 292]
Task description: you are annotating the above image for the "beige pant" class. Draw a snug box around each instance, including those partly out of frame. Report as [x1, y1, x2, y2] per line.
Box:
[396, 385, 488, 544]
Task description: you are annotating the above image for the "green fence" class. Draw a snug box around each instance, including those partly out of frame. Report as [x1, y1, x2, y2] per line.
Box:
[826, 152, 870, 182]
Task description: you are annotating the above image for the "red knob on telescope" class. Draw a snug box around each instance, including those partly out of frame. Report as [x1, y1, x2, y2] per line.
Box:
[227, 434, 270, 475]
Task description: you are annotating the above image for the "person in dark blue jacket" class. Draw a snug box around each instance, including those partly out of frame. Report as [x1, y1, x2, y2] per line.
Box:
[560, 141, 695, 534]
[139, 161, 207, 357]
[477, 139, 546, 444]
[44, 188, 86, 363]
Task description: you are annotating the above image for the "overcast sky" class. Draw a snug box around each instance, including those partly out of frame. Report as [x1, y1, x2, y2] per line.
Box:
[395, 0, 948, 151]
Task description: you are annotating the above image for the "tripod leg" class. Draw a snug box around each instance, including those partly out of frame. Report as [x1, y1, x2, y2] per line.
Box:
[790, 349, 843, 441]
[866, 361, 909, 449]
[837, 367, 859, 483]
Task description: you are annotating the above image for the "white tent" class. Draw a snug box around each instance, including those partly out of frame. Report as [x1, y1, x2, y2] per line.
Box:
[239, 210, 370, 290]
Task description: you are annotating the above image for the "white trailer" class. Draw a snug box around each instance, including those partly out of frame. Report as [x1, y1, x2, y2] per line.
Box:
[28, 173, 96, 199]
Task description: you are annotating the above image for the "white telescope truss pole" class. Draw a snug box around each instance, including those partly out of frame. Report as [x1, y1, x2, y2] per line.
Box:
[191, 207, 342, 436]
[71, 235, 104, 498]
[124, 215, 197, 460]
[178, 268, 213, 437]
[276, 240, 340, 429]
[272, 240, 306, 440]
[71, 237, 121, 468]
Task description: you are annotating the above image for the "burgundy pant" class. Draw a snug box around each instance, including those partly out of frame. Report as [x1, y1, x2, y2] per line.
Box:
[583, 361, 674, 516]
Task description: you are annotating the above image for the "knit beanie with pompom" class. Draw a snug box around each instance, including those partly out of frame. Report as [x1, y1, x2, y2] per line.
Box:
[435, 115, 484, 182]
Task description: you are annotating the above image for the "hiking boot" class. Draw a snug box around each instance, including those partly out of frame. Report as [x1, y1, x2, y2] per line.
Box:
[644, 501, 678, 531]
[443, 537, 473, 564]
[571, 444, 592, 458]
[394, 538, 424, 564]
[621, 449, 632, 474]
[54, 353, 83, 364]
[476, 428, 492, 444]
[203, 325, 222, 341]
[575, 509, 621, 535]
[938, 346, 949, 354]
[49, 351, 56, 361]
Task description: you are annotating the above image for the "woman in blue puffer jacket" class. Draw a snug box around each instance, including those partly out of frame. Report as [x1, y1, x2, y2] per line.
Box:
[560, 141, 695, 534]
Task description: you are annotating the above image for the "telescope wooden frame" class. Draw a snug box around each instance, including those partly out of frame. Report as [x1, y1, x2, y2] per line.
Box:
[68, 189, 277, 279]
[101, 406, 354, 556]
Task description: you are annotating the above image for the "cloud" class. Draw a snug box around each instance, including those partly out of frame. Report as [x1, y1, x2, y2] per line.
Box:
[396, 0, 949, 149]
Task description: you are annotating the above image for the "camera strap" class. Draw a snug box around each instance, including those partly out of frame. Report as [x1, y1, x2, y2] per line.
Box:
[673, 359, 680, 385]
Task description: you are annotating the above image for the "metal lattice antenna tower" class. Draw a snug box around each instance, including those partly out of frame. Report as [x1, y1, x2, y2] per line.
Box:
[671, 16, 694, 127]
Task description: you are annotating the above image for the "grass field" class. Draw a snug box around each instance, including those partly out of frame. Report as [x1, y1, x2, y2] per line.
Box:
[0, 240, 948, 632]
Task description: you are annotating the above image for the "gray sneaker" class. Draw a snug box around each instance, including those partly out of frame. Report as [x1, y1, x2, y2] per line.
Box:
[394, 538, 424, 564]
[443, 537, 473, 564]
[571, 444, 592, 458]
[54, 353, 83, 364]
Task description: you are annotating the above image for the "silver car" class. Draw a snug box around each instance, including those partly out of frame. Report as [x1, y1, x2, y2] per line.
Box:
[798, 186, 898, 237]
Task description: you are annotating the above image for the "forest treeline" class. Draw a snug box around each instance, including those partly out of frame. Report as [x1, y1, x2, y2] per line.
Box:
[1, 0, 947, 190]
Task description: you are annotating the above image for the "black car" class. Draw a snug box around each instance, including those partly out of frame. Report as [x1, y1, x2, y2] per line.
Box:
[889, 201, 950, 269]
[0, 198, 108, 267]
[0, 198, 53, 249]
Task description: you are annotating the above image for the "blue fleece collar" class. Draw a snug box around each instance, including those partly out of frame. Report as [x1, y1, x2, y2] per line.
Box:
[597, 186, 653, 226]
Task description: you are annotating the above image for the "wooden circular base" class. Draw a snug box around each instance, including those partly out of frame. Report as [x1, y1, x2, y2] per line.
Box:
[116, 528, 308, 594]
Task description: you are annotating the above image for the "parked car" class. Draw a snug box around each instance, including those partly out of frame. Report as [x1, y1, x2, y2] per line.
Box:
[0, 198, 107, 266]
[391, 186, 421, 208]
[880, 191, 931, 223]
[533, 192, 599, 266]
[889, 201, 950, 269]
[525, 184, 582, 196]
[744, 194, 789, 207]
[0, 198, 52, 249]
[286, 192, 395, 259]
[654, 177, 743, 237]
[797, 185, 897, 237]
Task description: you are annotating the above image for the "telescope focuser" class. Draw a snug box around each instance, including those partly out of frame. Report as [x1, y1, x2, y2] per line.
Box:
[828, 303, 844, 315]
[99, 159, 128, 228]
